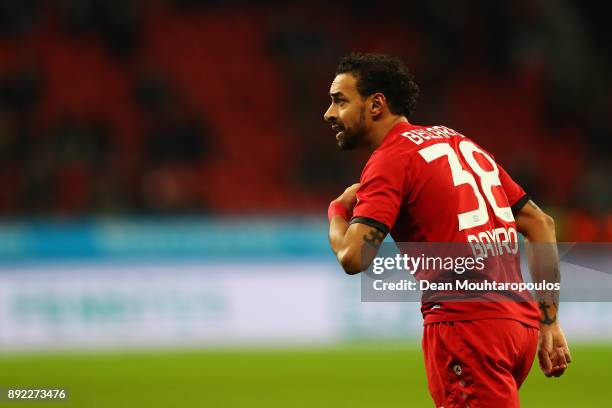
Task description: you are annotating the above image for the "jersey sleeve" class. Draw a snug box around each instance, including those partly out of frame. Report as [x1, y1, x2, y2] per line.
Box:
[349, 153, 407, 234]
[498, 164, 530, 216]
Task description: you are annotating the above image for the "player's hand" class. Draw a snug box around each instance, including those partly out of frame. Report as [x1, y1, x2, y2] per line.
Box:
[538, 322, 571, 377]
[333, 183, 360, 211]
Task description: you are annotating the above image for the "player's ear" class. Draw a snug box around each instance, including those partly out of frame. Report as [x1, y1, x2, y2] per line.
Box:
[370, 93, 386, 117]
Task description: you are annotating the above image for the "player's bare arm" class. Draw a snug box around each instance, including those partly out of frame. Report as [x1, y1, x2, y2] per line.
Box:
[515, 200, 572, 377]
[328, 183, 387, 274]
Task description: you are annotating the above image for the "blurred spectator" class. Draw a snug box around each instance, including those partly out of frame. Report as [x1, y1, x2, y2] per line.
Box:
[0, 0, 41, 36]
[58, 0, 141, 56]
[0, 0, 608, 240]
[135, 71, 212, 213]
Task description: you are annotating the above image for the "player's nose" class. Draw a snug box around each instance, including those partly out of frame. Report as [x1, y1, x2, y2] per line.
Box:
[324, 105, 336, 122]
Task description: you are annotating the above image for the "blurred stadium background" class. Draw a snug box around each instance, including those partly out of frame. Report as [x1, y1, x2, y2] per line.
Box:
[0, 0, 610, 406]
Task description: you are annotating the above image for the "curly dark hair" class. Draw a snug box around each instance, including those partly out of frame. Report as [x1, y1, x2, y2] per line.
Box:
[335, 53, 419, 118]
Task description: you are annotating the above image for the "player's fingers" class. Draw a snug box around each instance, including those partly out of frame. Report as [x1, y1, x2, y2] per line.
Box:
[538, 349, 553, 376]
[551, 366, 566, 377]
[345, 183, 360, 193]
[555, 347, 567, 368]
[564, 347, 572, 364]
[552, 360, 567, 377]
[538, 334, 553, 376]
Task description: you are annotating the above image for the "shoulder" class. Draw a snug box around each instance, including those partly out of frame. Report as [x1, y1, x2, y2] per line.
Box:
[360, 142, 412, 185]
[364, 142, 410, 173]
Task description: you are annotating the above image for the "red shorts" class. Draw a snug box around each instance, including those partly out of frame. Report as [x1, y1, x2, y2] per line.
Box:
[423, 319, 538, 408]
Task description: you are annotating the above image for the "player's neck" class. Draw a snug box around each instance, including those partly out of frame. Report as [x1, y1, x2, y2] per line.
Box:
[366, 116, 409, 152]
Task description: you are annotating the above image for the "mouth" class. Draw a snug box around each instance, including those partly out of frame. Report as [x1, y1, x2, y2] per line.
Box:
[331, 124, 344, 139]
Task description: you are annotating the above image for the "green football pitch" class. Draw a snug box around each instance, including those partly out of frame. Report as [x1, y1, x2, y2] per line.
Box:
[1, 343, 610, 407]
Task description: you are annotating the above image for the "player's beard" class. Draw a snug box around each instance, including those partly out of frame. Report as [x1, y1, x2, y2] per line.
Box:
[336, 105, 366, 151]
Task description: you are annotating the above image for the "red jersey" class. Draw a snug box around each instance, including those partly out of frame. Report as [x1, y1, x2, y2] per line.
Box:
[351, 122, 540, 328]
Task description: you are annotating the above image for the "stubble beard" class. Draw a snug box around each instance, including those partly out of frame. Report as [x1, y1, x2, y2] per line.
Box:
[337, 106, 366, 151]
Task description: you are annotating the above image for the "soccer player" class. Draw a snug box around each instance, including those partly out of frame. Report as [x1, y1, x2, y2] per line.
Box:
[325, 53, 571, 407]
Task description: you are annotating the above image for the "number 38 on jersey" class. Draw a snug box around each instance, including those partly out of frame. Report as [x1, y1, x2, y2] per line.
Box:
[418, 141, 514, 231]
